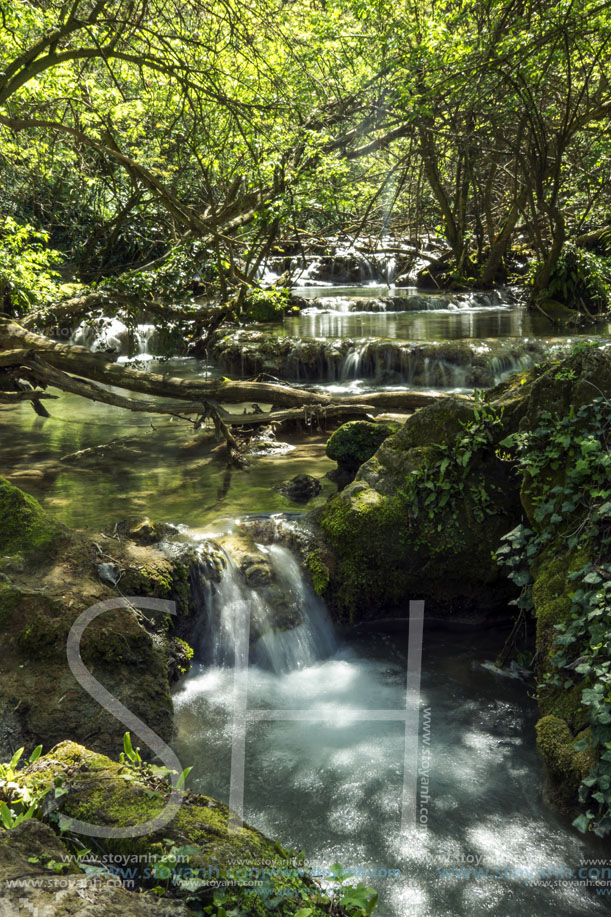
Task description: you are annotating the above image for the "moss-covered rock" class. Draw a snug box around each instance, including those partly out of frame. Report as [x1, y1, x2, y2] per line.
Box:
[0, 819, 190, 916]
[317, 396, 521, 620]
[535, 716, 594, 807]
[316, 348, 611, 623]
[7, 742, 337, 916]
[0, 499, 204, 758]
[326, 420, 400, 489]
[0, 477, 63, 560]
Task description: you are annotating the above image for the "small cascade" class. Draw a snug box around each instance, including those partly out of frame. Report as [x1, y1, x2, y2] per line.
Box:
[72, 317, 159, 359]
[340, 342, 367, 380]
[259, 237, 414, 286]
[212, 329, 552, 389]
[133, 323, 157, 357]
[191, 540, 335, 675]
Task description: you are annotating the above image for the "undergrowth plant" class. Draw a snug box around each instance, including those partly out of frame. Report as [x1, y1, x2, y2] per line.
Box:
[401, 395, 505, 535]
[0, 744, 48, 828]
[496, 397, 611, 836]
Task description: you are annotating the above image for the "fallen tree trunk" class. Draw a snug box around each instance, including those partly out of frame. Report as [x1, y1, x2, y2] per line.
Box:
[0, 318, 331, 408]
[0, 318, 459, 432]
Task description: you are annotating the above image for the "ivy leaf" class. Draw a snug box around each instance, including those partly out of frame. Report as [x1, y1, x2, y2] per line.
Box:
[572, 813, 592, 833]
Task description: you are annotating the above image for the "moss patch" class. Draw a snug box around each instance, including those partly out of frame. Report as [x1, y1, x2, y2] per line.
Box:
[0, 477, 62, 559]
[326, 420, 400, 473]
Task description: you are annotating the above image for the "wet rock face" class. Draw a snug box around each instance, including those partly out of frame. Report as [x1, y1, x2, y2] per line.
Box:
[275, 473, 322, 503]
[214, 532, 303, 636]
[0, 482, 197, 758]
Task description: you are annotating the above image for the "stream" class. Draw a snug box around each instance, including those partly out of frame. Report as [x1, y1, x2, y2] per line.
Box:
[1, 273, 609, 915]
[173, 545, 608, 916]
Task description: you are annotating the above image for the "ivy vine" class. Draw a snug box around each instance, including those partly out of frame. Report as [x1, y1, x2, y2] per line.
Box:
[496, 397, 611, 836]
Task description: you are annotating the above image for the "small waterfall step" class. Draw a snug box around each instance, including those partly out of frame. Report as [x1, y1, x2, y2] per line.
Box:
[296, 290, 511, 313]
[211, 330, 565, 389]
[187, 531, 335, 675]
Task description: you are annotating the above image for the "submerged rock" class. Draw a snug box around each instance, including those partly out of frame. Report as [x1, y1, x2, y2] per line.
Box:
[275, 473, 322, 503]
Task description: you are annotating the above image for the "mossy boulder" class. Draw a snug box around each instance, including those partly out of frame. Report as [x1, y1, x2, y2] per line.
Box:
[326, 420, 400, 488]
[316, 348, 611, 625]
[317, 397, 521, 620]
[0, 508, 202, 758]
[0, 578, 173, 757]
[0, 477, 63, 560]
[0, 819, 189, 916]
[7, 742, 334, 915]
[535, 716, 595, 807]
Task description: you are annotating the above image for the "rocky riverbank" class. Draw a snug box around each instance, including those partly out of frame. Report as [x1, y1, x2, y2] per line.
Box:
[314, 345, 611, 836]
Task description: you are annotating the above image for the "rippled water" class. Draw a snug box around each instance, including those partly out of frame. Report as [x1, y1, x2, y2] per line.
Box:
[173, 623, 607, 916]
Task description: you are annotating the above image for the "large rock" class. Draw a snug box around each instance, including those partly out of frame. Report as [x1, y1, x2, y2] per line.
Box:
[0, 482, 199, 759]
[0, 742, 333, 916]
[0, 820, 189, 917]
[0, 477, 64, 560]
[315, 347, 611, 623]
[315, 396, 522, 620]
[326, 420, 400, 489]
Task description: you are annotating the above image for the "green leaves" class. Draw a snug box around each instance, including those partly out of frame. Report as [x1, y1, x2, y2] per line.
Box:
[497, 395, 611, 837]
[339, 883, 379, 916]
[120, 731, 142, 766]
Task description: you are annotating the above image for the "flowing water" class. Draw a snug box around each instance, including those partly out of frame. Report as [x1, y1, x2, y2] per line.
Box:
[2, 259, 610, 915]
[173, 541, 608, 917]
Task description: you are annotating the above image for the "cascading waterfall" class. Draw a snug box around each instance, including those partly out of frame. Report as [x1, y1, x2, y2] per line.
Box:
[191, 541, 335, 675]
[72, 317, 157, 359]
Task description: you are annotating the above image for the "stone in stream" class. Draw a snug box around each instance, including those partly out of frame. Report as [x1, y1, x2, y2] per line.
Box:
[325, 420, 400, 489]
[275, 473, 322, 503]
[115, 515, 178, 545]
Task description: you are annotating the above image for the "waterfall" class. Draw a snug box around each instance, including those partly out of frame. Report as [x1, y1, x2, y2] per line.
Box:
[72, 317, 158, 359]
[192, 541, 335, 675]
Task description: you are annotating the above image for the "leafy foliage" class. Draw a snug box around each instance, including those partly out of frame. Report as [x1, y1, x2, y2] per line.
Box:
[496, 398, 611, 836]
[401, 397, 505, 536]
[242, 287, 291, 323]
[0, 743, 49, 829]
[541, 243, 611, 314]
[0, 217, 63, 313]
